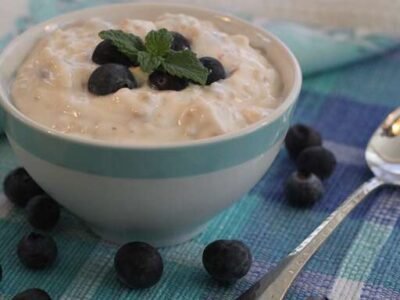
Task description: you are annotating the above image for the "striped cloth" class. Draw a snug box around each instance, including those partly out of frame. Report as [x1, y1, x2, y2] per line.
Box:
[1, 1, 400, 299]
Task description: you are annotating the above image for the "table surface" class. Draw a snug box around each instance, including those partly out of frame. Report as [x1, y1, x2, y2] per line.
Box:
[0, 1, 400, 300]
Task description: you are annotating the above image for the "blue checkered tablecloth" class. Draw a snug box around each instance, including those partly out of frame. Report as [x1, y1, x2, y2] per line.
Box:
[0, 1, 400, 299]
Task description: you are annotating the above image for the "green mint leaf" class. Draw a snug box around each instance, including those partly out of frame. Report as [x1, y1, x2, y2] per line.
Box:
[162, 50, 209, 85]
[137, 51, 163, 73]
[99, 30, 145, 61]
[145, 29, 173, 57]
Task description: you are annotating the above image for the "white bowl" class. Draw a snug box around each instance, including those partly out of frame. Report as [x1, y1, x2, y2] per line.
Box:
[0, 3, 301, 246]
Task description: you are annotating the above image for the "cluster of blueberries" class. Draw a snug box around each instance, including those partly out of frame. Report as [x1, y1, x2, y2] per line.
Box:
[284, 124, 337, 208]
[88, 31, 226, 95]
[0, 169, 251, 299]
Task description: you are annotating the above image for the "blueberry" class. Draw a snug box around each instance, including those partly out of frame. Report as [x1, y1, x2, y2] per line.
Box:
[12, 289, 51, 300]
[114, 242, 163, 289]
[306, 296, 330, 300]
[285, 124, 322, 159]
[199, 57, 226, 85]
[170, 32, 191, 51]
[297, 146, 337, 180]
[92, 40, 138, 67]
[202, 240, 252, 283]
[285, 171, 324, 207]
[3, 168, 44, 207]
[26, 195, 60, 231]
[149, 71, 188, 91]
[88, 64, 137, 96]
[17, 232, 57, 270]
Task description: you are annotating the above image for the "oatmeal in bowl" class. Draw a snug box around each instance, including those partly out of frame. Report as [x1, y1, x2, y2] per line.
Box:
[12, 13, 282, 144]
[0, 3, 301, 246]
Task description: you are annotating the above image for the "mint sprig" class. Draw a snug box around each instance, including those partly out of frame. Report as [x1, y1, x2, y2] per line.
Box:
[137, 52, 163, 73]
[145, 29, 173, 57]
[99, 28, 208, 85]
[163, 50, 208, 86]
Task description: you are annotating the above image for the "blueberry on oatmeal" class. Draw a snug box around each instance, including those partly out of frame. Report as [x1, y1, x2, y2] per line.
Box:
[199, 57, 226, 85]
[88, 63, 137, 95]
[170, 31, 191, 51]
[149, 70, 189, 91]
[92, 40, 139, 67]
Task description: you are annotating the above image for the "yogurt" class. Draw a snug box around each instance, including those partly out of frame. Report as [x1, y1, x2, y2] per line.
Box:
[12, 14, 282, 144]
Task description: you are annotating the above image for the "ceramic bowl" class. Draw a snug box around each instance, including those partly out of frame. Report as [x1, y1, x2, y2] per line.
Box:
[0, 3, 301, 246]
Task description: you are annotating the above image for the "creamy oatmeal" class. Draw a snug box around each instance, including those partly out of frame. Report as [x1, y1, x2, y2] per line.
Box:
[12, 14, 282, 144]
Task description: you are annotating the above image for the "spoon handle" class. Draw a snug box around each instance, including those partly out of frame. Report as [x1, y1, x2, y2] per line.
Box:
[237, 177, 385, 300]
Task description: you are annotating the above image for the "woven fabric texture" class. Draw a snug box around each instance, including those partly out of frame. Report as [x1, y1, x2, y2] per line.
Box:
[0, 1, 400, 299]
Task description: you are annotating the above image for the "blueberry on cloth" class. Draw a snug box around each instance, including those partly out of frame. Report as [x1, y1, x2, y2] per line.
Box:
[297, 146, 337, 180]
[285, 171, 324, 208]
[17, 232, 57, 270]
[149, 70, 189, 91]
[26, 195, 60, 231]
[199, 57, 226, 85]
[170, 31, 191, 51]
[3, 168, 44, 207]
[12, 289, 51, 300]
[285, 124, 322, 159]
[202, 240, 252, 283]
[114, 241, 164, 289]
[88, 63, 137, 95]
[92, 40, 139, 67]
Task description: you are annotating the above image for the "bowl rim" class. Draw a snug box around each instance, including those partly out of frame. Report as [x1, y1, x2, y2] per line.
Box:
[0, 2, 302, 150]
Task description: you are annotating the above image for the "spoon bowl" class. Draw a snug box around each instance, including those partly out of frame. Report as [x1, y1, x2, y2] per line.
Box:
[366, 107, 400, 185]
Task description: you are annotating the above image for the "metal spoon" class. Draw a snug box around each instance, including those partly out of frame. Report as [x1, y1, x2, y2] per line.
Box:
[237, 107, 400, 300]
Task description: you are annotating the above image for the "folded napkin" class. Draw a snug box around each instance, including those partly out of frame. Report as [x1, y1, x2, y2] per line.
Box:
[1, 1, 400, 299]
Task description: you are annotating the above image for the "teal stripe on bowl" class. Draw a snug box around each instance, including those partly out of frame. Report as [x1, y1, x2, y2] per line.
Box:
[5, 105, 294, 179]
